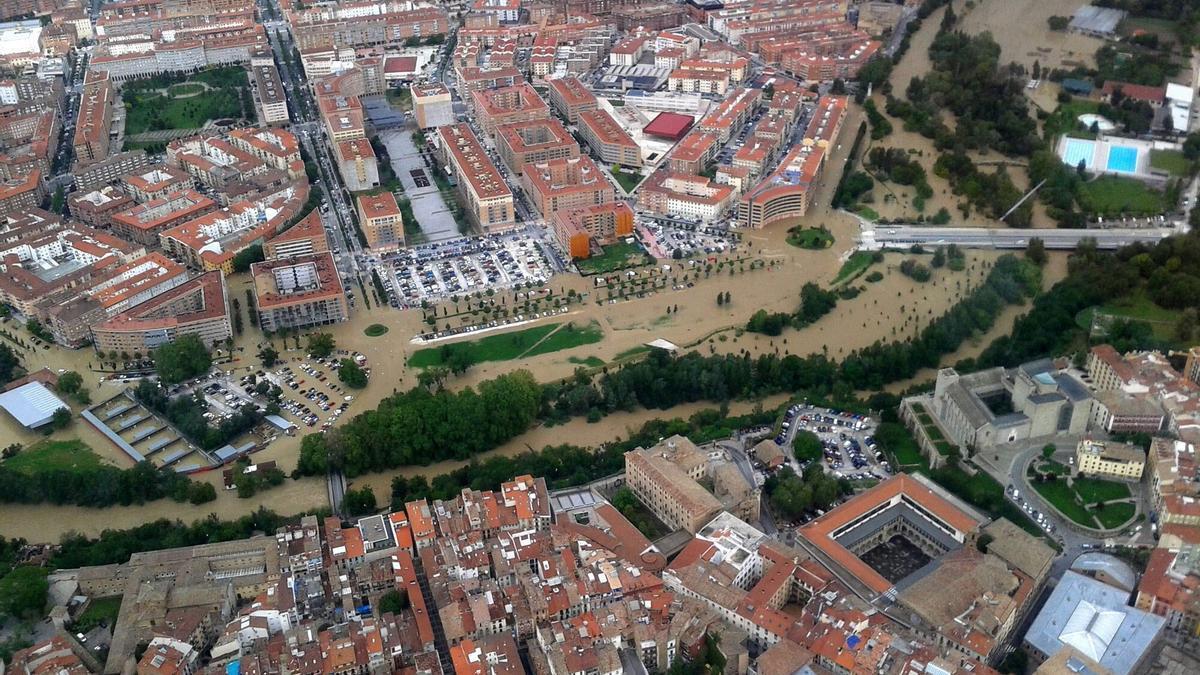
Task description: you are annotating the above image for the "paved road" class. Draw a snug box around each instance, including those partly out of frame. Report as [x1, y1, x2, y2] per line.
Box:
[864, 225, 1181, 250]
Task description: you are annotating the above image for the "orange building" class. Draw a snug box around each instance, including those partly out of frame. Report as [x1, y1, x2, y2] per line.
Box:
[552, 202, 634, 259]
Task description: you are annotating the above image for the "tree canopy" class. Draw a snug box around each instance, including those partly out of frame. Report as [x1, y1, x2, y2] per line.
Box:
[154, 335, 212, 384]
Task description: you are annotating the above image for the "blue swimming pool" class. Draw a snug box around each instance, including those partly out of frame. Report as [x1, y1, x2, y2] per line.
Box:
[1062, 138, 1095, 169]
[1106, 145, 1139, 174]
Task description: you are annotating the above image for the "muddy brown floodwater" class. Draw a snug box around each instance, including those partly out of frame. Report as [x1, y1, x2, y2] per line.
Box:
[0, 93, 1070, 543]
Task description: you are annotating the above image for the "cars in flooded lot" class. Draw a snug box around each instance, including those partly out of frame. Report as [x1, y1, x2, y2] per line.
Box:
[368, 234, 555, 307]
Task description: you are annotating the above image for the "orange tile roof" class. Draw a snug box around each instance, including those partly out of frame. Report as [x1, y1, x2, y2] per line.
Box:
[798, 474, 981, 594]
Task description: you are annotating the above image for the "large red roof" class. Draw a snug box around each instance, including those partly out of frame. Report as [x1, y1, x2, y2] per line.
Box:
[643, 112, 695, 140]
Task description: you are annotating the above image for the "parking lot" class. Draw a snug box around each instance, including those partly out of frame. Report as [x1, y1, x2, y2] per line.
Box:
[376, 235, 555, 307]
[638, 219, 742, 259]
[261, 353, 367, 432]
[777, 404, 893, 482]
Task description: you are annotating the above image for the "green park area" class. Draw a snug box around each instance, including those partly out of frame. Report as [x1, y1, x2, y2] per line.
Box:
[364, 324, 389, 337]
[1031, 471, 1135, 530]
[609, 166, 642, 193]
[787, 226, 834, 250]
[832, 251, 879, 285]
[409, 321, 603, 369]
[575, 241, 654, 275]
[1077, 176, 1165, 216]
[3, 440, 103, 475]
[1044, 99, 1102, 140]
[73, 596, 122, 633]
[123, 67, 250, 138]
[1075, 290, 1183, 344]
[1150, 149, 1192, 176]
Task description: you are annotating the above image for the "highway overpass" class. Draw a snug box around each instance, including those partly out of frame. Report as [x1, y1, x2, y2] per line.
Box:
[862, 225, 1183, 250]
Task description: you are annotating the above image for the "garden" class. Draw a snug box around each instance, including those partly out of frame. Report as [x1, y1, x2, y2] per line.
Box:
[122, 67, 251, 137]
[575, 241, 654, 275]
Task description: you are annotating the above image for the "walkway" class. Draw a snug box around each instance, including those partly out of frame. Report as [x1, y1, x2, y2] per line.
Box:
[376, 128, 461, 243]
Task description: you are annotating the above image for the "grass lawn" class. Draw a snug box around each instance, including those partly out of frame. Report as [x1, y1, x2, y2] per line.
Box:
[364, 324, 389, 337]
[409, 321, 602, 367]
[923, 462, 1044, 537]
[832, 251, 877, 285]
[568, 356, 605, 367]
[410, 323, 560, 367]
[1095, 502, 1136, 529]
[613, 345, 651, 361]
[3, 440, 104, 474]
[1150, 149, 1192, 176]
[787, 227, 834, 250]
[520, 321, 603, 359]
[1077, 176, 1165, 216]
[1029, 459, 1070, 477]
[74, 596, 122, 633]
[1044, 99, 1102, 140]
[1032, 478, 1098, 528]
[575, 241, 653, 275]
[1073, 477, 1131, 504]
[855, 205, 880, 221]
[610, 166, 642, 193]
[1076, 291, 1182, 344]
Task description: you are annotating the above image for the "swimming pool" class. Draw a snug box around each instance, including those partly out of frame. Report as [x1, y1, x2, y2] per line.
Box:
[1106, 145, 1139, 174]
[1062, 138, 1095, 169]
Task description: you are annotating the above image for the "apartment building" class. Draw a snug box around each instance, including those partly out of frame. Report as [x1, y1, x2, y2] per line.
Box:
[577, 109, 642, 168]
[263, 210, 328, 260]
[436, 124, 516, 234]
[251, 251, 349, 332]
[73, 71, 113, 166]
[1075, 438, 1146, 480]
[72, 151, 154, 192]
[0, 170, 44, 214]
[551, 201, 634, 259]
[667, 130, 720, 174]
[546, 76, 597, 123]
[520, 156, 614, 219]
[625, 435, 722, 533]
[638, 172, 734, 222]
[334, 138, 380, 192]
[668, 68, 730, 95]
[251, 63, 290, 126]
[121, 166, 194, 203]
[91, 271, 232, 354]
[160, 185, 307, 273]
[472, 82, 551, 137]
[68, 186, 137, 229]
[411, 82, 454, 129]
[110, 190, 219, 247]
[357, 192, 404, 251]
[495, 118, 579, 175]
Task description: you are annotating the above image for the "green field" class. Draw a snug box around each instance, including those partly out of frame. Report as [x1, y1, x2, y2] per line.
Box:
[74, 596, 122, 633]
[1073, 477, 1131, 504]
[575, 241, 653, 275]
[1077, 176, 1165, 215]
[854, 205, 880, 221]
[409, 321, 603, 368]
[787, 227, 834, 250]
[1032, 478, 1099, 528]
[1095, 502, 1136, 529]
[123, 67, 249, 138]
[1076, 291, 1182, 343]
[3, 440, 104, 475]
[610, 167, 642, 193]
[1043, 99, 1102, 140]
[1150, 149, 1192, 176]
[832, 251, 877, 285]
